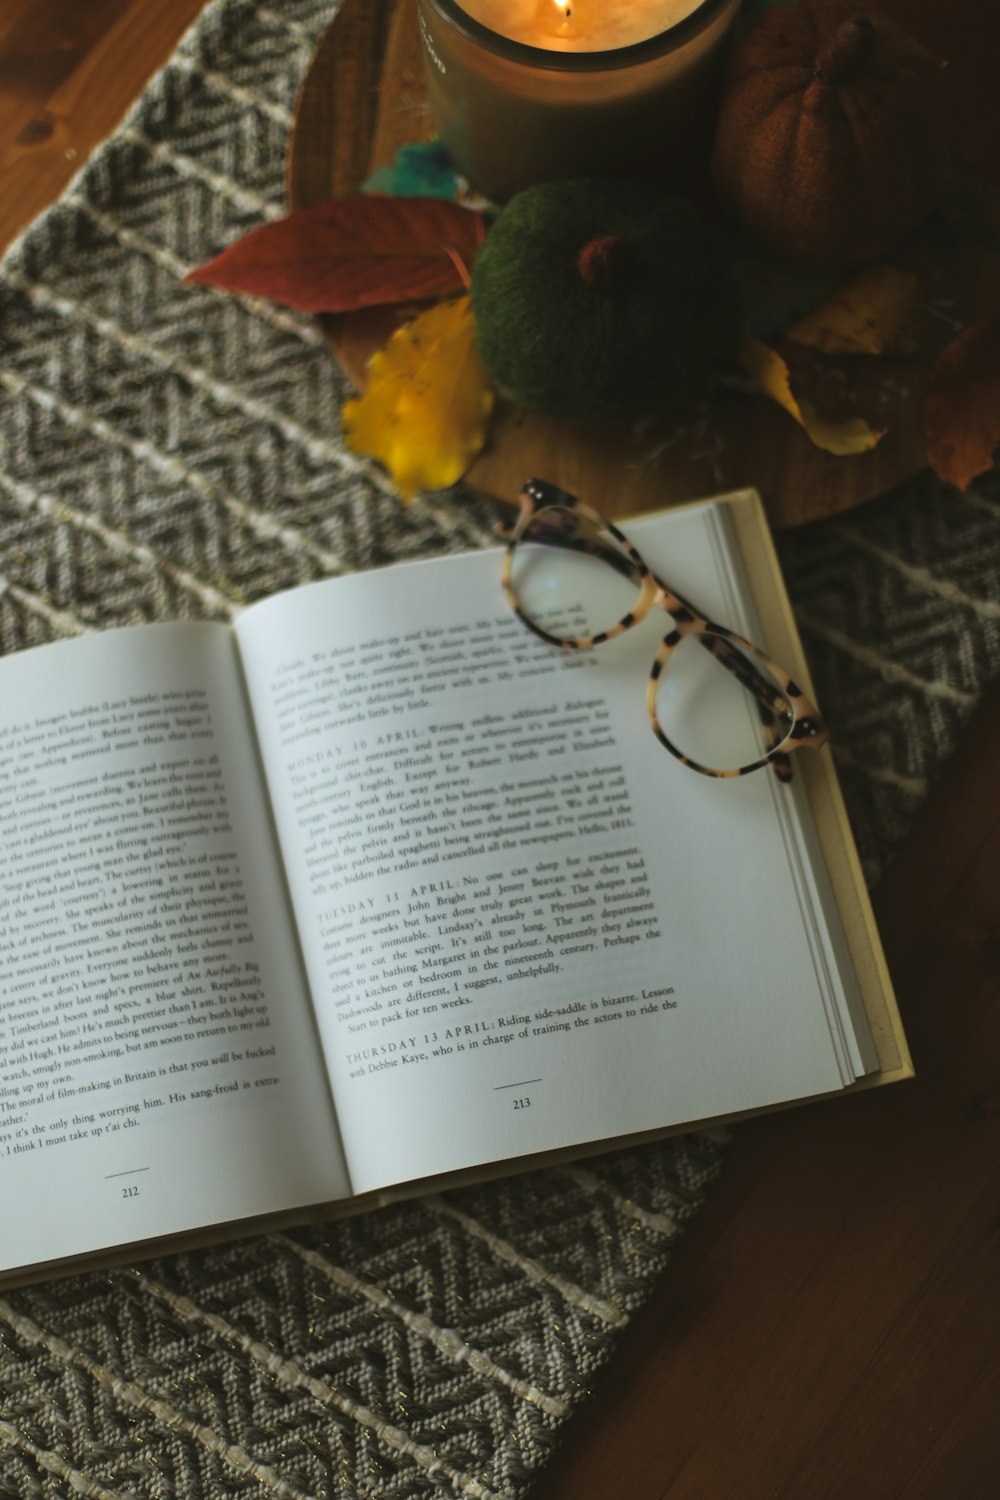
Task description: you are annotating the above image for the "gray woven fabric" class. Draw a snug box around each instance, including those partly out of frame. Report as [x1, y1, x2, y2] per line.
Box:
[0, 1, 998, 1496]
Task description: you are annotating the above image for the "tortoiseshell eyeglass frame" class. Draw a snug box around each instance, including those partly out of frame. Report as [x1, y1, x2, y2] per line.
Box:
[498, 479, 829, 782]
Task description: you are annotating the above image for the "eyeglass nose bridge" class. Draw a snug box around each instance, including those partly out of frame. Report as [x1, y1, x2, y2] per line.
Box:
[650, 579, 696, 624]
[628, 570, 663, 628]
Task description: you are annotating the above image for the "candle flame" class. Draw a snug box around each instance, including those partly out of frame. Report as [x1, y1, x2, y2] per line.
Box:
[536, 0, 584, 39]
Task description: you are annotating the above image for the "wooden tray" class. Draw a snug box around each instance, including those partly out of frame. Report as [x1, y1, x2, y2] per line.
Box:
[286, 0, 991, 527]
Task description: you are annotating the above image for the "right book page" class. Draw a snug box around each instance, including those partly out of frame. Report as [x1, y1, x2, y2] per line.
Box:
[234, 491, 894, 1197]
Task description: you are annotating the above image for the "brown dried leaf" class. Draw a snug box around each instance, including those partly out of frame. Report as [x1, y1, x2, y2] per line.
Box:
[788, 265, 922, 356]
[923, 319, 1000, 490]
[742, 338, 886, 455]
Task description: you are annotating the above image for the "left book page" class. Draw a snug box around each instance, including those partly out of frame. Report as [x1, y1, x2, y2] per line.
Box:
[0, 623, 350, 1277]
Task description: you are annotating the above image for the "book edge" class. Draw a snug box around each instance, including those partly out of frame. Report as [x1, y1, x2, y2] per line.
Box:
[723, 488, 911, 1085]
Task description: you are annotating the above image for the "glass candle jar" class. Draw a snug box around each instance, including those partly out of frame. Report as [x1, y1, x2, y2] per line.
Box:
[417, 0, 742, 202]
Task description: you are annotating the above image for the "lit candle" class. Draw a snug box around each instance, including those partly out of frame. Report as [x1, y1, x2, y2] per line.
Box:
[418, 0, 741, 201]
[479, 1, 698, 51]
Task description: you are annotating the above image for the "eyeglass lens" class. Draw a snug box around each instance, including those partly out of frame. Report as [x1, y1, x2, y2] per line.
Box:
[509, 502, 794, 773]
[654, 632, 794, 773]
[510, 504, 643, 641]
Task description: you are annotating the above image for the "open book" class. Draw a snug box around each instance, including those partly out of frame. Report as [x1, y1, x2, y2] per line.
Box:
[0, 489, 910, 1282]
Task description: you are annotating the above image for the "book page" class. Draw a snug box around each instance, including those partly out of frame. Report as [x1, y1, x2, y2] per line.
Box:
[235, 501, 872, 1193]
[0, 624, 349, 1276]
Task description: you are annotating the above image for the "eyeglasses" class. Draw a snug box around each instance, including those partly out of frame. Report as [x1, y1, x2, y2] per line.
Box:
[498, 479, 829, 781]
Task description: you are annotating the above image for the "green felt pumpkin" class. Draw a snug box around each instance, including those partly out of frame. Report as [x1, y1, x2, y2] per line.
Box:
[470, 179, 733, 424]
[711, 2, 948, 267]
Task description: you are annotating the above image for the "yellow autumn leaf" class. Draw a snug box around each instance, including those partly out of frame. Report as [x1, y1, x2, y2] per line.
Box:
[787, 264, 921, 356]
[342, 296, 494, 500]
[741, 337, 886, 456]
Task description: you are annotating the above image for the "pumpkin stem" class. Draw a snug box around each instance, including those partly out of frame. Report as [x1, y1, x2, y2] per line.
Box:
[815, 15, 876, 86]
[577, 234, 628, 290]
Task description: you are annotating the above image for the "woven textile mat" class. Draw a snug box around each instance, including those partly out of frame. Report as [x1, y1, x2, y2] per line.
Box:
[1, 2, 999, 1496]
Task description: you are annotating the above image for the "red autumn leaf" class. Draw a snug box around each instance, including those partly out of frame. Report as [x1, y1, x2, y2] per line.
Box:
[186, 196, 487, 312]
[923, 319, 1000, 491]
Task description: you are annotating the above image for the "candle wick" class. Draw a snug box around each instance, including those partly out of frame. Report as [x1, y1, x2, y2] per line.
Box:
[535, 0, 581, 40]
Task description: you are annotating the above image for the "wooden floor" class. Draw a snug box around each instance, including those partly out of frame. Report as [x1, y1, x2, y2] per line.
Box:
[0, 0, 206, 253]
[1, 4, 998, 1497]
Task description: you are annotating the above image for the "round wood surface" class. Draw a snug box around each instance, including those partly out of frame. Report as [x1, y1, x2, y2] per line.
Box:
[286, 0, 986, 527]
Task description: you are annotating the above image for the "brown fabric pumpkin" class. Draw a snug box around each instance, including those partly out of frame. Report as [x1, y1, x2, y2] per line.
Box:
[711, 2, 948, 267]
